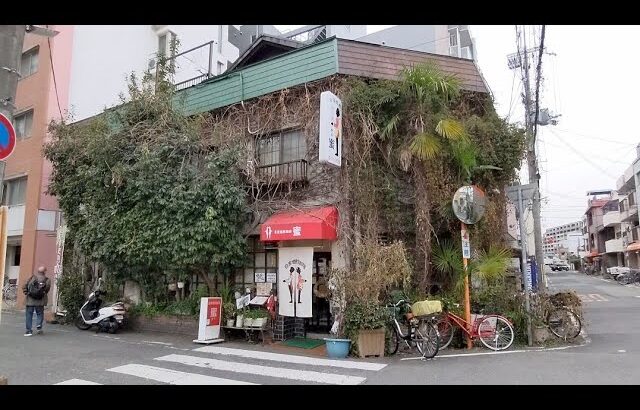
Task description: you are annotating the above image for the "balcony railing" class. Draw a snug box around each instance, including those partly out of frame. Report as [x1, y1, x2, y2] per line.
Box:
[255, 159, 308, 184]
[282, 25, 327, 44]
[605, 238, 624, 253]
[603, 211, 621, 227]
[621, 204, 638, 222]
[152, 40, 218, 91]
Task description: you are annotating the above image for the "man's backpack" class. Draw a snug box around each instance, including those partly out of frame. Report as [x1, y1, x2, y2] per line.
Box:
[28, 276, 47, 300]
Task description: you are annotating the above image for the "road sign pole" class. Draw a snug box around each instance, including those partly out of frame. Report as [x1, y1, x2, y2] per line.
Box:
[461, 222, 473, 349]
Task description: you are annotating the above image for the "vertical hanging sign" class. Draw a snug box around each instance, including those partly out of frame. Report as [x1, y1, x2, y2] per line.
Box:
[319, 91, 342, 167]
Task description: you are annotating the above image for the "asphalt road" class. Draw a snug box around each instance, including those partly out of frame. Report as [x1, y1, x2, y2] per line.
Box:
[1, 270, 638, 385]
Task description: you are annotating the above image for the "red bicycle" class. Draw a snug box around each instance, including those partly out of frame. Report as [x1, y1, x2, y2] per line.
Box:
[434, 305, 515, 351]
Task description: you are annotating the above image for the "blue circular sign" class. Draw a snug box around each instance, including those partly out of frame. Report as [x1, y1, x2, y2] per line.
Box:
[0, 113, 17, 160]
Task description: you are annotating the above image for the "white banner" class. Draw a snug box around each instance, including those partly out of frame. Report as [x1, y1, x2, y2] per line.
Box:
[278, 247, 314, 318]
[52, 224, 67, 315]
[319, 91, 342, 167]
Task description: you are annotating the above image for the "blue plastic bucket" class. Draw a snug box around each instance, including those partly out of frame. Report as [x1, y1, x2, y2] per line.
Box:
[324, 338, 351, 359]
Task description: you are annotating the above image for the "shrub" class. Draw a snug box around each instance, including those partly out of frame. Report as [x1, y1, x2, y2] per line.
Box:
[57, 267, 86, 325]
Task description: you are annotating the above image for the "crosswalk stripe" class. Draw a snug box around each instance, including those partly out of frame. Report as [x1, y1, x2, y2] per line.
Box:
[155, 354, 366, 385]
[107, 363, 256, 385]
[192, 346, 386, 371]
[55, 379, 102, 385]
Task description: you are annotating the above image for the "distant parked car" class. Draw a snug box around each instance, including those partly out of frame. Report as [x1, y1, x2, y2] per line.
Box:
[551, 262, 570, 271]
[606, 266, 630, 278]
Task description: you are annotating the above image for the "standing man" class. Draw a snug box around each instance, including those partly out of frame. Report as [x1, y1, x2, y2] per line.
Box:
[22, 266, 51, 336]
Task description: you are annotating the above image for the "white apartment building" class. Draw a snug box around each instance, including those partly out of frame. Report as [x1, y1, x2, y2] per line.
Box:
[68, 25, 240, 122]
[543, 221, 585, 256]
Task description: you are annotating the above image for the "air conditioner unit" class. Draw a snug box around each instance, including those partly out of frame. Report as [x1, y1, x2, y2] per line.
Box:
[460, 46, 472, 60]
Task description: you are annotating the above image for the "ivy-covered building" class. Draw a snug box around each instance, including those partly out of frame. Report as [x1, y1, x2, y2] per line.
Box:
[175, 35, 494, 339]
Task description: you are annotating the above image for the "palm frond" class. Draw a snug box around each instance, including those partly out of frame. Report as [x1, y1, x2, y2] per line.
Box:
[473, 165, 503, 172]
[433, 240, 463, 278]
[401, 64, 461, 102]
[380, 114, 400, 140]
[410, 133, 442, 161]
[450, 140, 477, 182]
[473, 247, 511, 282]
[435, 119, 466, 141]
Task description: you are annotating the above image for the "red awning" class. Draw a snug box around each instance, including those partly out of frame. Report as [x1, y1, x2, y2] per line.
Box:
[585, 251, 599, 258]
[627, 242, 640, 252]
[260, 206, 338, 242]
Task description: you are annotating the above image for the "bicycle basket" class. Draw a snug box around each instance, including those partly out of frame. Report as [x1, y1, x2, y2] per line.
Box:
[411, 300, 443, 317]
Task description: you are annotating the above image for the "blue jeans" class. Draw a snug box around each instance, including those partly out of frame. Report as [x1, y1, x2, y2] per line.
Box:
[26, 306, 44, 332]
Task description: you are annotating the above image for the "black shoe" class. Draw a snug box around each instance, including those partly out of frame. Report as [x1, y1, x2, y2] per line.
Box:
[24, 331, 33, 337]
[36, 327, 43, 335]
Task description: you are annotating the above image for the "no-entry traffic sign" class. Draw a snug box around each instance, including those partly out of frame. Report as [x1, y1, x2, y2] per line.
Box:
[0, 113, 17, 161]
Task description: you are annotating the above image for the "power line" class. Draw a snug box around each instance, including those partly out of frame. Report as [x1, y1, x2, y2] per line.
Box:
[554, 128, 636, 146]
[406, 35, 452, 52]
[47, 36, 62, 119]
[549, 128, 619, 179]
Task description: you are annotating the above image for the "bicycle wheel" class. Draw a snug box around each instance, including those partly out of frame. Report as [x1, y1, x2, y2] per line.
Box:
[385, 325, 400, 356]
[547, 308, 582, 340]
[416, 319, 439, 359]
[435, 317, 454, 350]
[477, 315, 514, 351]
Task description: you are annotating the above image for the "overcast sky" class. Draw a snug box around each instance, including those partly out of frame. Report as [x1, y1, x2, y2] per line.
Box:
[276, 25, 640, 230]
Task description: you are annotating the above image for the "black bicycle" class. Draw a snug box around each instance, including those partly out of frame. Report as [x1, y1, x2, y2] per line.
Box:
[385, 299, 439, 359]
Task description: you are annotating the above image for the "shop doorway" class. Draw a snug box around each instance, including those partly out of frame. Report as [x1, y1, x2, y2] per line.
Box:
[306, 252, 332, 333]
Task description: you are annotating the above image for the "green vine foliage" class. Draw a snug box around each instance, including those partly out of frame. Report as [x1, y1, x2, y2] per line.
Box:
[56, 263, 85, 324]
[43, 65, 248, 299]
[343, 67, 526, 293]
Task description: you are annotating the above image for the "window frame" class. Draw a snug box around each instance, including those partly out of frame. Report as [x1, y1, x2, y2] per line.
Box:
[14, 109, 34, 140]
[2, 176, 28, 207]
[235, 236, 277, 290]
[256, 127, 307, 167]
[19, 46, 39, 79]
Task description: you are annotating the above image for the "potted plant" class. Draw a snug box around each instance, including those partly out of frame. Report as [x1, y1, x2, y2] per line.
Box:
[323, 268, 351, 359]
[244, 309, 265, 327]
[223, 302, 236, 327]
[251, 309, 268, 328]
[343, 301, 388, 358]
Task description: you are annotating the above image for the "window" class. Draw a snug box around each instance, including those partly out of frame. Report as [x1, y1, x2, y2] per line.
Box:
[257, 129, 306, 166]
[14, 110, 33, 139]
[2, 177, 28, 206]
[449, 27, 459, 47]
[13, 246, 21, 266]
[158, 31, 177, 57]
[20, 47, 39, 78]
[235, 236, 277, 289]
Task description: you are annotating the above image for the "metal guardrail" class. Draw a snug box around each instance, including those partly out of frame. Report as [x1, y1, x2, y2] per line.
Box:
[256, 159, 308, 183]
[173, 73, 211, 91]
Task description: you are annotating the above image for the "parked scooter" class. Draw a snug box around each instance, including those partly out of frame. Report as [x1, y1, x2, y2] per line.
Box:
[75, 278, 126, 333]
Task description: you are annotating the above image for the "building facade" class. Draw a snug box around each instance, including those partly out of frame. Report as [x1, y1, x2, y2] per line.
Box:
[583, 190, 622, 272]
[172, 37, 488, 338]
[616, 144, 640, 267]
[356, 25, 476, 60]
[5, 25, 242, 309]
[543, 221, 585, 257]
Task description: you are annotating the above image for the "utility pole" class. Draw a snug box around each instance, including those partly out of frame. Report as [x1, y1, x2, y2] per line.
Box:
[508, 26, 546, 291]
[0, 25, 26, 201]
